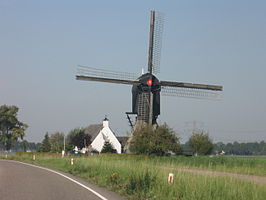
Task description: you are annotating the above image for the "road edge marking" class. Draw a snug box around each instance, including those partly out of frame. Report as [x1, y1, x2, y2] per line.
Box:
[4, 160, 108, 200]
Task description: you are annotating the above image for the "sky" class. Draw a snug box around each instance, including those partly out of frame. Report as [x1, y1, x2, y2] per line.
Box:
[0, 0, 265, 143]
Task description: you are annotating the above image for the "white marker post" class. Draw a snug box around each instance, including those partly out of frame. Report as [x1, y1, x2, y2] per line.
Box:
[168, 173, 174, 184]
[62, 134, 66, 158]
[71, 158, 74, 165]
[33, 154, 36, 161]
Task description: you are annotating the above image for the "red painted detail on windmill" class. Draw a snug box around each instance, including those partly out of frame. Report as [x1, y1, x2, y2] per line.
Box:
[147, 80, 152, 86]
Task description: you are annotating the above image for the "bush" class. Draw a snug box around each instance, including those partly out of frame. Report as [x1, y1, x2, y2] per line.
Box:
[130, 124, 182, 155]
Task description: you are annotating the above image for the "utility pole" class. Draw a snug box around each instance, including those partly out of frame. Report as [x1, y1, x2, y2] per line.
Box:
[185, 121, 205, 134]
[84, 139, 86, 148]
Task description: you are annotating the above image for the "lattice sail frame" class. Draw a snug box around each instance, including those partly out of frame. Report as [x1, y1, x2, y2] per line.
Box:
[161, 86, 222, 100]
[137, 92, 151, 123]
[77, 65, 138, 81]
[152, 11, 164, 74]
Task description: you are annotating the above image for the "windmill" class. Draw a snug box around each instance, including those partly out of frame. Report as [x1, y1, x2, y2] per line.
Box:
[76, 11, 223, 129]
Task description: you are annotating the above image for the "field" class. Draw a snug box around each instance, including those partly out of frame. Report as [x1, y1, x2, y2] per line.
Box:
[1, 153, 266, 200]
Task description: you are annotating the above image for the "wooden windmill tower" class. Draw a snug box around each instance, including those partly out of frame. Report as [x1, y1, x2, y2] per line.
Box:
[76, 11, 223, 130]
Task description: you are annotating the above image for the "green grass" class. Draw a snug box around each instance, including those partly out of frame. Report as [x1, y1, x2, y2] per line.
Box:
[1, 153, 266, 200]
[149, 155, 266, 176]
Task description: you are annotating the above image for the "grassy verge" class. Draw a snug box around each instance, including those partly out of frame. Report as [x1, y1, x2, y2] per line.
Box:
[149, 155, 266, 176]
[1, 153, 266, 200]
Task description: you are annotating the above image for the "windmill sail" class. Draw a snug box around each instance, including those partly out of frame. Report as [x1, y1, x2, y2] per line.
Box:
[160, 80, 222, 91]
[76, 65, 139, 85]
[146, 11, 165, 125]
[160, 80, 222, 99]
[147, 11, 155, 74]
[136, 92, 151, 123]
[161, 86, 222, 99]
[152, 11, 164, 74]
[147, 11, 164, 74]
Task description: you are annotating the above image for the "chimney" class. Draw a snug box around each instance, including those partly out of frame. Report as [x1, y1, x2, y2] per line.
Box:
[103, 116, 109, 128]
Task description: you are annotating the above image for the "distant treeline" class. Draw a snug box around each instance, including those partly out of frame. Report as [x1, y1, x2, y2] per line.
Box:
[1, 140, 266, 155]
[213, 141, 266, 155]
[0, 141, 41, 152]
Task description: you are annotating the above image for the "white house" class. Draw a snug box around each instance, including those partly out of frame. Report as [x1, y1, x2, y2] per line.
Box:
[84, 118, 122, 153]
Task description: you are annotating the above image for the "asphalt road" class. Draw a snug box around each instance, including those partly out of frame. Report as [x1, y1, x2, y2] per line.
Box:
[0, 159, 124, 200]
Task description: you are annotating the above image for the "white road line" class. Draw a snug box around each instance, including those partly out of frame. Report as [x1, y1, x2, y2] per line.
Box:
[5, 160, 108, 200]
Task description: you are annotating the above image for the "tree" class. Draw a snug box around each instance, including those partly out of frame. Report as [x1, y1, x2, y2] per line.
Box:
[213, 141, 266, 155]
[188, 131, 213, 155]
[39, 133, 51, 152]
[0, 105, 28, 150]
[130, 124, 182, 156]
[101, 141, 117, 153]
[49, 132, 64, 152]
[21, 140, 29, 152]
[67, 128, 91, 149]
